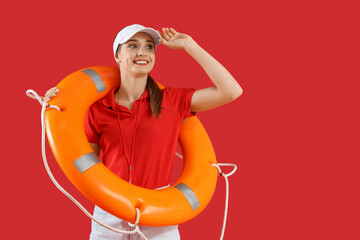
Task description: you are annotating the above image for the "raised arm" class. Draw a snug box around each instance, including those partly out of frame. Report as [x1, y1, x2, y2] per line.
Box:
[159, 27, 243, 112]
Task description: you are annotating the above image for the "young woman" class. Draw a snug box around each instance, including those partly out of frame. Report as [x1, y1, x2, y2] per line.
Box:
[42, 24, 242, 240]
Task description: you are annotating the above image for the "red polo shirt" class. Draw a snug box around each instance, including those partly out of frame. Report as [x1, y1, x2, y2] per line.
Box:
[84, 86, 196, 189]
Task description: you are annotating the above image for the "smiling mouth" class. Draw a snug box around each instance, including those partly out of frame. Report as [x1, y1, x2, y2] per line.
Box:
[133, 60, 149, 65]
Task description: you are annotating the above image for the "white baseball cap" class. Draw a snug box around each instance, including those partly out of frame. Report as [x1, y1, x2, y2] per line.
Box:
[113, 24, 161, 58]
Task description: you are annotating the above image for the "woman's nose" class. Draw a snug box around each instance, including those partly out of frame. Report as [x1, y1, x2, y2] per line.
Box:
[137, 48, 147, 56]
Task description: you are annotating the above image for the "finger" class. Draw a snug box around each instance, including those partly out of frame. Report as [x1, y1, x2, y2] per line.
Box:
[45, 94, 57, 99]
[45, 91, 56, 96]
[157, 31, 167, 45]
[169, 28, 177, 35]
[48, 86, 58, 92]
[166, 28, 174, 37]
[45, 88, 57, 95]
[157, 30, 165, 40]
[48, 87, 59, 94]
[45, 90, 58, 97]
[166, 28, 174, 38]
[162, 28, 171, 41]
[45, 91, 59, 100]
[162, 28, 169, 40]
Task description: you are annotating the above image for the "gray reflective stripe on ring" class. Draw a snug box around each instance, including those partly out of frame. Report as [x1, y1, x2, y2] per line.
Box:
[82, 69, 106, 93]
[174, 183, 200, 211]
[73, 152, 101, 173]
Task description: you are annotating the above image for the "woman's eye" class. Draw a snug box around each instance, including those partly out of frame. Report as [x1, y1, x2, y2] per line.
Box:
[147, 45, 154, 50]
[129, 44, 136, 48]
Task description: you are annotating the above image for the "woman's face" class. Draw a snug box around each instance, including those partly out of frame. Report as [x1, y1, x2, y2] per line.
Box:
[115, 32, 156, 76]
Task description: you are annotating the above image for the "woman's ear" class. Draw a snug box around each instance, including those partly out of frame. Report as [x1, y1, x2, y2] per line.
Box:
[115, 46, 121, 63]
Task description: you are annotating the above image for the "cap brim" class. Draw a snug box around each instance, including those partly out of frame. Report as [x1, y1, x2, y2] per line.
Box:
[137, 28, 161, 46]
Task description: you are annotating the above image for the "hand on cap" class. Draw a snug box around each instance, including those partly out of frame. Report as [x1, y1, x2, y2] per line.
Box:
[158, 27, 193, 50]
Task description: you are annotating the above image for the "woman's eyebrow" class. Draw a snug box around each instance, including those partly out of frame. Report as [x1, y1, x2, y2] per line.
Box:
[126, 39, 154, 44]
[127, 39, 138, 42]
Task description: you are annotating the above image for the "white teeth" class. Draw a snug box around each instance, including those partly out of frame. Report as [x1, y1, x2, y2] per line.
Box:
[135, 61, 148, 64]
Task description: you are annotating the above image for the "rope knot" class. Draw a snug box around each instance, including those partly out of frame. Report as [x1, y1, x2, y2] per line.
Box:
[26, 89, 61, 111]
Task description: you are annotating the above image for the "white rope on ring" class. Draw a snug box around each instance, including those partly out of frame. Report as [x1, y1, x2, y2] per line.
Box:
[211, 163, 237, 240]
[26, 89, 149, 240]
[175, 152, 237, 240]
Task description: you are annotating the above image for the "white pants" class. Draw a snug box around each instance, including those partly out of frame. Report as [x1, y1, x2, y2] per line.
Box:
[89, 206, 180, 240]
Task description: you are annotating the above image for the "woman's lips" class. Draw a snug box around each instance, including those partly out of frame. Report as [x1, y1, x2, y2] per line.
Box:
[133, 59, 149, 65]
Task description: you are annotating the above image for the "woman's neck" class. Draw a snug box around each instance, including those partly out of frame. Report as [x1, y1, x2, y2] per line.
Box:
[116, 72, 147, 104]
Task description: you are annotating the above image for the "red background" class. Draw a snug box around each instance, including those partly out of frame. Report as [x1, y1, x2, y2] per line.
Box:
[2, 0, 359, 239]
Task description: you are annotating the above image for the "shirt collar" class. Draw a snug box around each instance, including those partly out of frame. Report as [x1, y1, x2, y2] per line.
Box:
[102, 87, 150, 109]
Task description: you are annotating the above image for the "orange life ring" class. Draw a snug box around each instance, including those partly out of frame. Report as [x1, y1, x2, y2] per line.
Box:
[45, 66, 218, 226]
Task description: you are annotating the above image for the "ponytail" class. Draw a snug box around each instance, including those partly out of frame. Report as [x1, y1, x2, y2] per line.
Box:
[146, 75, 163, 118]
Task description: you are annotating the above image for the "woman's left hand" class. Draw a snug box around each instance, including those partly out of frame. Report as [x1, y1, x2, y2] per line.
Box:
[158, 27, 193, 50]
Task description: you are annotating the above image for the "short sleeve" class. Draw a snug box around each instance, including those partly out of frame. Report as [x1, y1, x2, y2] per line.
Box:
[165, 87, 196, 121]
[84, 106, 100, 143]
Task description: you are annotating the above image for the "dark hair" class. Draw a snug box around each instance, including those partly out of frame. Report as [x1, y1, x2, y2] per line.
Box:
[146, 75, 163, 118]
